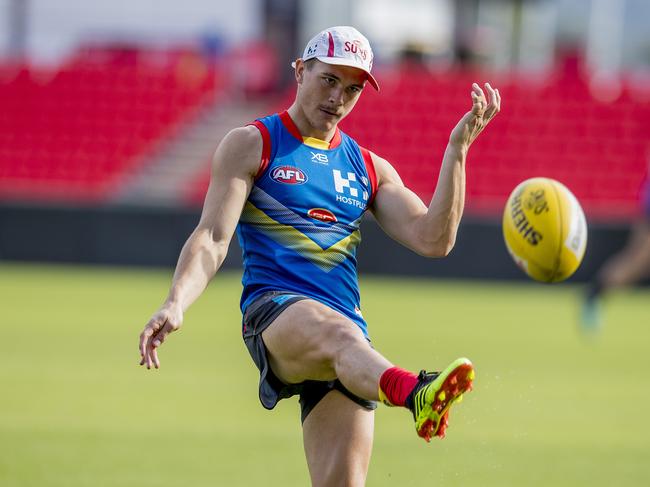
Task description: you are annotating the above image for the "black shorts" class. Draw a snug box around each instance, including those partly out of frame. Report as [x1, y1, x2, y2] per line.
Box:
[242, 290, 377, 423]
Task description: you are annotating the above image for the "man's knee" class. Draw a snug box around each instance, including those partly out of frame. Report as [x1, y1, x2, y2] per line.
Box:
[327, 321, 367, 359]
[293, 315, 367, 377]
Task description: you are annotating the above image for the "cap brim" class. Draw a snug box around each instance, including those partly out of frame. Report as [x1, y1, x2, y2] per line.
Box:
[315, 56, 380, 91]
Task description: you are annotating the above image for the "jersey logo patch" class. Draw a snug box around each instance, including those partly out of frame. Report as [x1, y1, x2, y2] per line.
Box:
[333, 169, 368, 208]
[271, 166, 307, 185]
[308, 208, 337, 223]
[311, 152, 329, 164]
[333, 170, 358, 196]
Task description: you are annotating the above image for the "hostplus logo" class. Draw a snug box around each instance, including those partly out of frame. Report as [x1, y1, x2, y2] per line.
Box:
[333, 170, 368, 209]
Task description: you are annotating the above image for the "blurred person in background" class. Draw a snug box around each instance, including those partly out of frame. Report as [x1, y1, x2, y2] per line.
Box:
[582, 171, 650, 331]
[138, 26, 500, 486]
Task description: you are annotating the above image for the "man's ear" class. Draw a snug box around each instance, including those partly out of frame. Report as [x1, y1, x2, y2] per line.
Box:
[294, 58, 305, 84]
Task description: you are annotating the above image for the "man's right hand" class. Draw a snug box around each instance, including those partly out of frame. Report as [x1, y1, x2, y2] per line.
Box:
[139, 304, 183, 369]
[136, 126, 261, 370]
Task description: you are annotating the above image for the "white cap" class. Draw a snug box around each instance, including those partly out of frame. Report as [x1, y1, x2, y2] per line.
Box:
[295, 26, 379, 91]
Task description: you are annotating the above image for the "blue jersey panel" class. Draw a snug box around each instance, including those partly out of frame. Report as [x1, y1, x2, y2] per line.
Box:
[237, 113, 374, 336]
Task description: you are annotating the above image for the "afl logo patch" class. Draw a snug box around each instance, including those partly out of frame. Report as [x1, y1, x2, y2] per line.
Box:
[271, 166, 307, 185]
[308, 208, 337, 223]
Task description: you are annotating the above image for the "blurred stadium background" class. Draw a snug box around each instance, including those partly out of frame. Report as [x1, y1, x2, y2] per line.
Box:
[1, 1, 649, 486]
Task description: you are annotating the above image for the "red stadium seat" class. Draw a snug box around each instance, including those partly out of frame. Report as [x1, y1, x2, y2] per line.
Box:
[0, 48, 225, 203]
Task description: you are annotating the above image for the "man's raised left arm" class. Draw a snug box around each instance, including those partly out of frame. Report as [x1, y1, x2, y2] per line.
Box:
[370, 83, 501, 257]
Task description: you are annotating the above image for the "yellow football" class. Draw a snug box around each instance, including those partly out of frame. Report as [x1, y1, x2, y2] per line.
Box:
[502, 177, 587, 283]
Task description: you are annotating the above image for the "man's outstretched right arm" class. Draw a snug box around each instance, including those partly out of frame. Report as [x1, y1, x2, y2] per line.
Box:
[139, 125, 262, 369]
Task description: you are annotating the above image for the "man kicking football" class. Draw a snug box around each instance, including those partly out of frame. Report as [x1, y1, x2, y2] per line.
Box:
[139, 26, 500, 487]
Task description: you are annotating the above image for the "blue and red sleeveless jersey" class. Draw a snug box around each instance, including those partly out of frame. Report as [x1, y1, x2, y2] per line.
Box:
[237, 111, 377, 337]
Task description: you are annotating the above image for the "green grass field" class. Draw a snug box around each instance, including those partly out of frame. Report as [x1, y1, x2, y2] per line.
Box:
[1, 263, 648, 486]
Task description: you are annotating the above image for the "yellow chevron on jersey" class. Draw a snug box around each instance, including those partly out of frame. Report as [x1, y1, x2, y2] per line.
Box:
[240, 200, 361, 272]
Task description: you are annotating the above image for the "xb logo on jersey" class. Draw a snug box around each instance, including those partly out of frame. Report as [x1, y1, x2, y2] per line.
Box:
[333, 169, 368, 209]
[311, 152, 329, 164]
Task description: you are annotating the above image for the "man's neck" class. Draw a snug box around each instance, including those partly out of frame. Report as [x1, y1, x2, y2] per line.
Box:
[286, 104, 337, 142]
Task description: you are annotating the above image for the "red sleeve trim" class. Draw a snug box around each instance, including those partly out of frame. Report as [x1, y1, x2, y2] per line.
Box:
[329, 128, 342, 149]
[248, 120, 271, 180]
[279, 110, 304, 142]
[360, 146, 378, 206]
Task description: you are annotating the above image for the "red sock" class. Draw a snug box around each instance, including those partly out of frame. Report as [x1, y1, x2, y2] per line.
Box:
[379, 367, 419, 407]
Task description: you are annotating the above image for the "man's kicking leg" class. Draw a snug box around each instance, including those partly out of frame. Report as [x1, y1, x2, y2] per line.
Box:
[261, 298, 474, 442]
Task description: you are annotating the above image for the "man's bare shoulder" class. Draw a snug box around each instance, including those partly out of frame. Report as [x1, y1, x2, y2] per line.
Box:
[213, 125, 263, 177]
[224, 124, 263, 148]
[366, 149, 403, 187]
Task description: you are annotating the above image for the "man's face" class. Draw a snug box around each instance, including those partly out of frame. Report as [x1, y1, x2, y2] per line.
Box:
[295, 59, 367, 134]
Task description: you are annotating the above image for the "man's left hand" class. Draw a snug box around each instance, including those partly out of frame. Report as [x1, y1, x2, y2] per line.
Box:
[449, 82, 501, 150]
